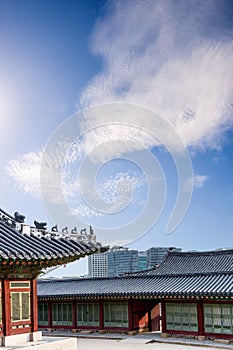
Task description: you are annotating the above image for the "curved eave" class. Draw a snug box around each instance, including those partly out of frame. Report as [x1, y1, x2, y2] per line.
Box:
[0, 212, 103, 266]
[38, 292, 233, 301]
[0, 247, 99, 272]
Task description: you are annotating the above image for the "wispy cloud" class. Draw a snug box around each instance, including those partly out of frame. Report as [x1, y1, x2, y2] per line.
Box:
[96, 171, 147, 204]
[182, 173, 209, 192]
[79, 0, 233, 154]
[5, 141, 82, 204]
[193, 174, 209, 189]
[5, 1, 231, 213]
[6, 149, 148, 217]
[71, 205, 103, 217]
[68, 170, 148, 216]
[5, 151, 42, 198]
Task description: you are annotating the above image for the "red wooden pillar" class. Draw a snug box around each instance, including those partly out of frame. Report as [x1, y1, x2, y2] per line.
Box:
[161, 300, 167, 333]
[2, 279, 11, 336]
[31, 279, 38, 332]
[150, 303, 160, 331]
[48, 301, 52, 329]
[147, 301, 152, 331]
[72, 300, 77, 329]
[197, 300, 204, 336]
[99, 301, 104, 330]
[128, 299, 133, 331]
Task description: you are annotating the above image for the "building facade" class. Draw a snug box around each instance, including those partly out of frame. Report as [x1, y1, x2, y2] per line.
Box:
[107, 247, 138, 277]
[88, 252, 108, 278]
[38, 249, 233, 340]
[0, 208, 105, 347]
[146, 247, 181, 269]
[88, 246, 181, 277]
[88, 247, 139, 277]
[138, 251, 147, 271]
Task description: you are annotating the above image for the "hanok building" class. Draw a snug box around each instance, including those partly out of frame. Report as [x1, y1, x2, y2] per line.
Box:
[0, 208, 105, 347]
[38, 249, 233, 340]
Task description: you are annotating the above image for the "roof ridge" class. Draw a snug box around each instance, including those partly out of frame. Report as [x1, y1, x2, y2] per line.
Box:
[167, 249, 233, 256]
[137, 271, 233, 278]
[38, 276, 123, 282]
[38, 270, 233, 283]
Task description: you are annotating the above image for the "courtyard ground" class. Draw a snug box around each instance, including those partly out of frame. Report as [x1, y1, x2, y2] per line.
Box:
[76, 337, 233, 350]
[42, 331, 233, 350]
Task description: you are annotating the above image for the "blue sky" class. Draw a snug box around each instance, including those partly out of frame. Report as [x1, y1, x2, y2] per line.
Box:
[1, 0, 233, 275]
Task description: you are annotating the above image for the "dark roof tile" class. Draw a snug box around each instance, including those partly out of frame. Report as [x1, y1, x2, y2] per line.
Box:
[38, 249, 233, 299]
[38, 273, 233, 299]
[135, 249, 233, 276]
[0, 209, 102, 265]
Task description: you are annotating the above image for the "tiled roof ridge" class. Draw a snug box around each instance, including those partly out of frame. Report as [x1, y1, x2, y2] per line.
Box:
[0, 207, 106, 275]
[38, 276, 125, 283]
[38, 270, 233, 284]
[0, 208, 99, 245]
[38, 272, 233, 299]
[124, 248, 233, 277]
[165, 249, 233, 256]
[0, 208, 16, 221]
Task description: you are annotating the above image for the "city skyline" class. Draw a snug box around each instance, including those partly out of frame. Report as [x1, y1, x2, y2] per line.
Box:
[0, 0, 233, 277]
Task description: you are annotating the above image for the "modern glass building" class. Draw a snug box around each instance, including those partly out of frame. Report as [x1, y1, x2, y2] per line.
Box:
[88, 252, 108, 278]
[138, 251, 147, 271]
[146, 247, 182, 269]
[88, 247, 181, 277]
[107, 247, 138, 277]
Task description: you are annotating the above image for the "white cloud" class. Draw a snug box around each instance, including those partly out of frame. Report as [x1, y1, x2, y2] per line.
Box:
[182, 173, 209, 192]
[71, 205, 103, 217]
[5, 141, 82, 204]
[96, 171, 147, 203]
[6, 149, 148, 217]
[193, 174, 209, 189]
[68, 170, 148, 217]
[79, 0, 233, 155]
[5, 1, 229, 214]
[5, 151, 42, 198]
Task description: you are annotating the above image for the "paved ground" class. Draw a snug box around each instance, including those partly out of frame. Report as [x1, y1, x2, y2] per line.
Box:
[76, 337, 232, 350]
[42, 331, 233, 350]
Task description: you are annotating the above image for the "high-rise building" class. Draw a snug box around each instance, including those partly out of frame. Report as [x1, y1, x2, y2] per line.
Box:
[138, 251, 147, 271]
[107, 247, 138, 277]
[88, 246, 182, 277]
[146, 247, 182, 269]
[88, 252, 108, 278]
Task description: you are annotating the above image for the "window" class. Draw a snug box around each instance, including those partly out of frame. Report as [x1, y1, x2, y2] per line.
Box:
[10, 280, 30, 323]
[52, 303, 72, 326]
[11, 292, 30, 321]
[38, 303, 48, 325]
[104, 302, 128, 328]
[204, 303, 233, 334]
[10, 282, 30, 289]
[166, 303, 198, 332]
[77, 303, 99, 326]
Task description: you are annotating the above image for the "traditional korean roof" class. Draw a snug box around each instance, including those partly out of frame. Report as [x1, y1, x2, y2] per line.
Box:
[0, 208, 106, 277]
[38, 249, 233, 300]
[132, 249, 233, 276]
